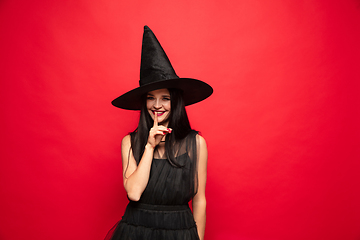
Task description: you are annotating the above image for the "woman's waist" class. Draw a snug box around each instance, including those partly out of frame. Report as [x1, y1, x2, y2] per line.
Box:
[128, 201, 190, 211]
[121, 201, 196, 230]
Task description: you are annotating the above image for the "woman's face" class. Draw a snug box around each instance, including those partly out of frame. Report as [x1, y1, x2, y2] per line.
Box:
[146, 88, 171, 125]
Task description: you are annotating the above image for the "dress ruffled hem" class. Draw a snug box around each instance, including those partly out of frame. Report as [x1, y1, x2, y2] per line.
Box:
[105, 202, 200, 240]
[107, 221, 199, 240]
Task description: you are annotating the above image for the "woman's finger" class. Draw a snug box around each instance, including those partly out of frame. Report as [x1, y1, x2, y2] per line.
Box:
[157, 126, 172, 131]
[155, 130, 167, 136]
[149, 128, 169, 137]
[153, 111, 158, 127]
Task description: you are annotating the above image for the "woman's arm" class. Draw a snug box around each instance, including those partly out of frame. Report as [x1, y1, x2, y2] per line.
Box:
[192, 135, 208, 240]
[121, 112, 170, 201]
[121, 135, 154, 201]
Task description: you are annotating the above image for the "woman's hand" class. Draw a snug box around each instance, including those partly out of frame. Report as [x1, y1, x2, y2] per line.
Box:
[147, 112, 172, 148]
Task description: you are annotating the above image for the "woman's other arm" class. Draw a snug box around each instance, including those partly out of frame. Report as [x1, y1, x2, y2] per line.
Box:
[192, 135, 208, 240]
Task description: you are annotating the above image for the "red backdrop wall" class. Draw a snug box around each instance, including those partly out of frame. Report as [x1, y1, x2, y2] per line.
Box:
[1, 0, 360, 239]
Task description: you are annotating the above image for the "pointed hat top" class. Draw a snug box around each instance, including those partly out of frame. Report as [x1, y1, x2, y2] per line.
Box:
[112, 25, 213, 110]
[140, 26, 179, 85]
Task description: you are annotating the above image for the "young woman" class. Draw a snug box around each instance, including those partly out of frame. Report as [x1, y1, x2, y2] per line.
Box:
[107, 26, 212, 240]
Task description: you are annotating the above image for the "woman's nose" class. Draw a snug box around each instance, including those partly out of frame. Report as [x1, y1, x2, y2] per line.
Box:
[154, 99, 161, 108]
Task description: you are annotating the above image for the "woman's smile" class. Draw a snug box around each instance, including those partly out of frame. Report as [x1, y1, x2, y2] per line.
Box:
[151, 110, 166, 116]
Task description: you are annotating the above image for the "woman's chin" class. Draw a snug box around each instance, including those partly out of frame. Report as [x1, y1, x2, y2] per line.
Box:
[158, 117, 170, 126]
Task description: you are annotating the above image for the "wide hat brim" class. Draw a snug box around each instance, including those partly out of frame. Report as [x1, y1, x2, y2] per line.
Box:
[111, 78, 213, 110]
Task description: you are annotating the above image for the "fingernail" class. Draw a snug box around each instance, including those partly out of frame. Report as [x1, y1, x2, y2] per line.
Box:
[163, 132, 166, 135]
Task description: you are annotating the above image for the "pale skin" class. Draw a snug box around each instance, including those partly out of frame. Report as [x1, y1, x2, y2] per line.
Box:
[121, 88, 207, 240]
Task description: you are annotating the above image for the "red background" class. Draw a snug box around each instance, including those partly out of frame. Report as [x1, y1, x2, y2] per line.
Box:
[1, 0, 360, 239]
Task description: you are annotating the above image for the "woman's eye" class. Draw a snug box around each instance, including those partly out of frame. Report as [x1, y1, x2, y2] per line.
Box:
[163, 97, 170, 101]
[147, 96, 154, 100]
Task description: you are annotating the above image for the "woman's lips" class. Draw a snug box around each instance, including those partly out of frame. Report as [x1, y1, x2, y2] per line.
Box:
[152, 110, 165, 116]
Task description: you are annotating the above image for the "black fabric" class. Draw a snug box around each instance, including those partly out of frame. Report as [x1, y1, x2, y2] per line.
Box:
[105, 132, 200, 240]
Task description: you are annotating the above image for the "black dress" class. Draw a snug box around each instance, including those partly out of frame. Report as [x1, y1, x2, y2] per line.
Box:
[106, 131, 200, 240]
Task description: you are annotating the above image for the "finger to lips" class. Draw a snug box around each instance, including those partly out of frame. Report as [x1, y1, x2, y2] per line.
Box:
[153, 111, 158, 126]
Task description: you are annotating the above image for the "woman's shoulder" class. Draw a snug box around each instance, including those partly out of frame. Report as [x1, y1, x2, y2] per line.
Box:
[189, 130, 206, 140]
[196, 134, 206, 143]
[196, 134, 207, 150]
[186, 130, 207, 148]
[121, 134, 131, 148]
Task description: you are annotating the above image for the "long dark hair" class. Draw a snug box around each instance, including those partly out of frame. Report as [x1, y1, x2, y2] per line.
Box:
[130, 88, 193, 166]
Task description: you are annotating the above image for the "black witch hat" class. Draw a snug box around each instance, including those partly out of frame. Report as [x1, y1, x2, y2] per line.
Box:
[111, 26, 213, 110]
